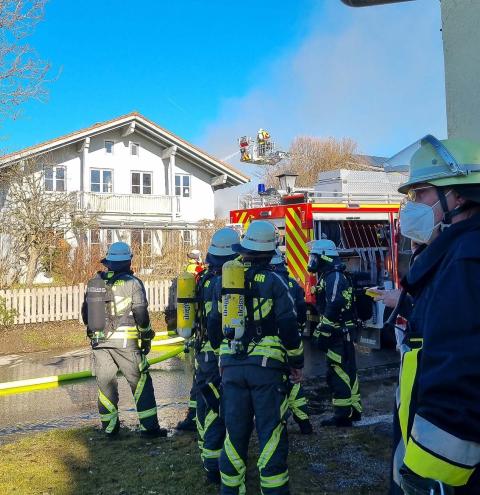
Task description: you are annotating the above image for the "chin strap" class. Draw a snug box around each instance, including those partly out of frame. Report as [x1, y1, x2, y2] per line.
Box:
[435, 186, 475, 228]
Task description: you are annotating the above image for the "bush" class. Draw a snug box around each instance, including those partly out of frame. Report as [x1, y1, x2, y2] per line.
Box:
[0, 296, 17, 327]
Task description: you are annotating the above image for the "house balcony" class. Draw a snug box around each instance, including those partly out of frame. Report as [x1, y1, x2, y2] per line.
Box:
[79, 192, 181, 217]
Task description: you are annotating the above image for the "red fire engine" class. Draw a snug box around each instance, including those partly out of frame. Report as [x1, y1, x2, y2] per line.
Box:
[230, 170, 410, 348]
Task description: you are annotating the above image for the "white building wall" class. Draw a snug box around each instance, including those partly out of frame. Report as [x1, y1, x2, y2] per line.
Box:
[86, 130, 168, 195]
[46, 128, 216, 224]
[174, 155, 215, 221]
[46, 145, 81, 192]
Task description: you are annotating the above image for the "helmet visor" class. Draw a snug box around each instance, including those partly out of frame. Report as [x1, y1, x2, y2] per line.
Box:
[384, 135, 471, 193]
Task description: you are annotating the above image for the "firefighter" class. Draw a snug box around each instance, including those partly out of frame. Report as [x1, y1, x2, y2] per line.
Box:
[385, 136, 480, 494]
[186, 248, 204, 277]
[194, 227, 240, 484]
[307, 239, 362, 427]
[270, 249, 313, 435]
[176, 247, 205, 430]
[82, 242, 166, 437]
[208, 220, 304, 495]
[257, 128, 270, 144]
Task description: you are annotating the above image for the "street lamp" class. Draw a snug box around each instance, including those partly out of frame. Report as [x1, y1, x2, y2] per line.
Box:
[276, 171, 298, 193]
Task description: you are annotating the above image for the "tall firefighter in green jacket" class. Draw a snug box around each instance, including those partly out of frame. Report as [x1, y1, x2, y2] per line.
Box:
[385, 136, 480, 495]
[208, 221, 304, 495]
[193, 227, 240, 484]
[308, 239, 362, 427]
[82, 242, 166, 437]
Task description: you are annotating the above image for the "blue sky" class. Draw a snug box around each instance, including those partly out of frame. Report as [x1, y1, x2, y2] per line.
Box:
[1, 0, 446, 196]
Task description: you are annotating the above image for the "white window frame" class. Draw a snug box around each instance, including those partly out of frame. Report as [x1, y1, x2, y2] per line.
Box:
[89, 229, 101, 249]
[44, 165, 66, 192]
[130, 142, 140, 157]
[130, 229, 153, 269]
[182, 230, 193, 245]
[90, 168, 113, 193]
[131, 171, 153, 195]
[175, 174, 191, 198]
[89, 229, 115, 249]
[104, 140, 114, 154]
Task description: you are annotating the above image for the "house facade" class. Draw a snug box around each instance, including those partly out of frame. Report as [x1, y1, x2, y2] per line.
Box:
[0, 112, 249, 270]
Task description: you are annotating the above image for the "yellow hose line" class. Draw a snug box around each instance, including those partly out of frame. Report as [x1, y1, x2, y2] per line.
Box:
[0, 346, 184, 396]
[148, 346, 184, 365]
[151, 336, 184, 347]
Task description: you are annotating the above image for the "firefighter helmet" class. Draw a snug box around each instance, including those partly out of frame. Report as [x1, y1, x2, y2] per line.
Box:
[307, 240, 339, 257]
[188, 249, 201, 261]
[105, 242, 133, 261]
[384, 135, 480, 196]
[232, 220, 277, 254]
[208, 228, 240, 256]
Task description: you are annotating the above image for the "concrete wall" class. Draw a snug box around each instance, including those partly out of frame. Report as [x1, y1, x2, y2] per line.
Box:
[442, 0, 480, 140]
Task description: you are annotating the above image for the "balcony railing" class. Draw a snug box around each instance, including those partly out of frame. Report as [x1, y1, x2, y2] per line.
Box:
[80, 192, 181, 216]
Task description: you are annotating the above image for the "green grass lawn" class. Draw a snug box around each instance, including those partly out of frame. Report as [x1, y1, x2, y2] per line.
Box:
[0, 417, 392, 495]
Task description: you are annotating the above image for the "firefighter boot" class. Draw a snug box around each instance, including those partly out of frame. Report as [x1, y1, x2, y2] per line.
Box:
[176, 407, 197, 431]
[140, 427, 168, 438]
[321, 416, 353, 427]
[351, 409, 362, 422]
[296, 418, 313, 435]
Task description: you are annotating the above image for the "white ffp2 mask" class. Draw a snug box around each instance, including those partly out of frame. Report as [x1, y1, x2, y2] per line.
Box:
[399, 200, 442, 244]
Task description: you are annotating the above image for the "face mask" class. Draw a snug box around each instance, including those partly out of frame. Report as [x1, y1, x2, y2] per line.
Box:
[307, 254, 320, 273]
[399, 200, 442, 244]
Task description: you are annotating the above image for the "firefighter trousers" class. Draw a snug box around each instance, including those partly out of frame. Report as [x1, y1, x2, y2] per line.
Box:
[286, 381, 309, 423]
[188, 373, 198, 414]
[195, 355, 225, 475]
[220, 365, 290, 495]
[325, 335, 361, 419]
[92, 347, 159, 434]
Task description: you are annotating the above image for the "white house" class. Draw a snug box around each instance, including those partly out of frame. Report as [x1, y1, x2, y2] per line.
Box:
[0, 112, 249, 267]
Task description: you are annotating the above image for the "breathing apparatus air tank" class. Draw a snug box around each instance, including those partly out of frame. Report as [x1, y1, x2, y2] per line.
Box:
[222, 260, 245, 340]
[86, 276, 107, 334]
[177, 271, 197, 339]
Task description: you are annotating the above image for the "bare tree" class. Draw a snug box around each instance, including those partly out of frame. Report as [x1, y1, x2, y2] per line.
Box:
[149, 218, 228, 279]
[0, 0, 50, 119]
[0, 157, 95, 286]
[262, 136, 371, 188]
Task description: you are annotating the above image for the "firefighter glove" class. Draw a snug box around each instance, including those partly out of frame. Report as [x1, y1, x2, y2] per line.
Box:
[141, 339, 152, 356]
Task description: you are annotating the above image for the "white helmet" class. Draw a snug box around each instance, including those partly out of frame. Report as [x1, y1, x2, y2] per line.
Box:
[307, 240, 339, 257]
[208, 227, 240, 256]
[188, 249, 201, 260]
[270, 248, 284, 265]
[105, 242, 133, 261]
[233, 220, 277, 253]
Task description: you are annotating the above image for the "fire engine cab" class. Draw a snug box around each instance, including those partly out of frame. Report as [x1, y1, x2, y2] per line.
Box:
[230, 168, 410, 349]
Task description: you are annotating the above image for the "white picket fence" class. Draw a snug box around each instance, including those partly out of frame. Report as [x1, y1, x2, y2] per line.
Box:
[0, 279, 176, 325]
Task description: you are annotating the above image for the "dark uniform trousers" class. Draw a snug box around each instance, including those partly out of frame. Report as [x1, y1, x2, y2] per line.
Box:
[325, 329, 361, 420]
[93, 348, 159, 433]
[195, 355, 225, 475]
[220, 365, 290, 495]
